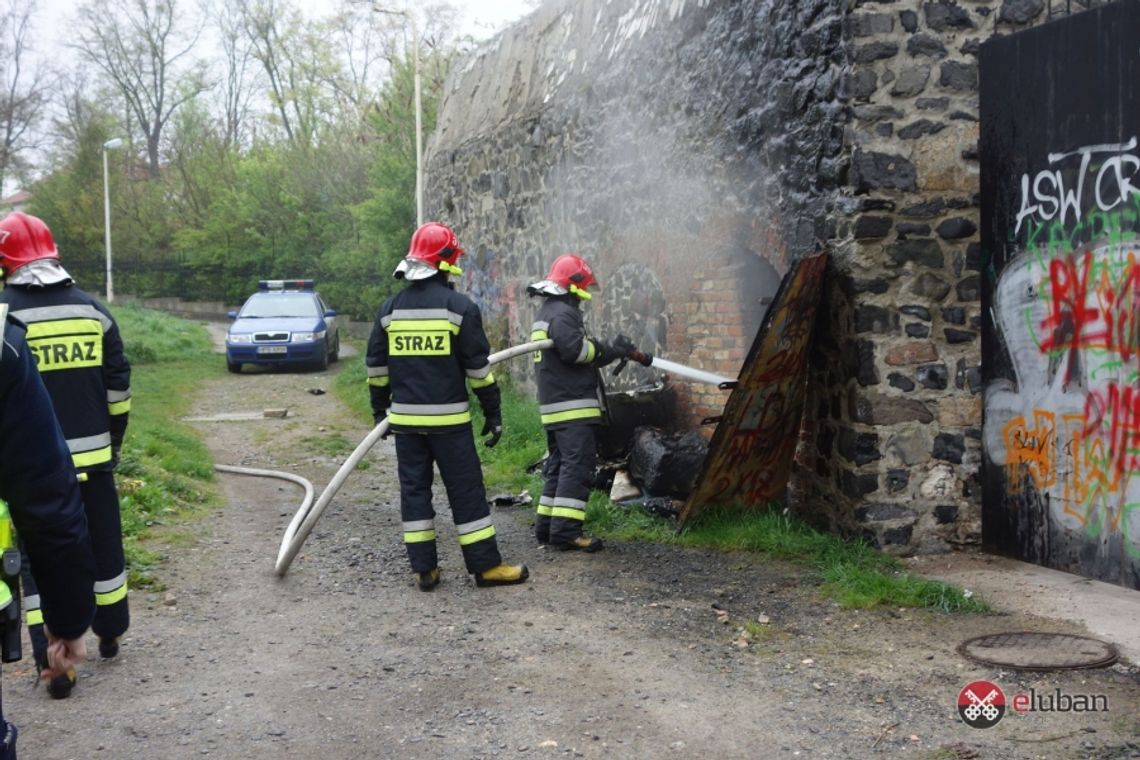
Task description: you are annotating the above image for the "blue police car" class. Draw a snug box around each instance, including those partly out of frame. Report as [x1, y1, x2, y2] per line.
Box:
[225, 280, 340, 373]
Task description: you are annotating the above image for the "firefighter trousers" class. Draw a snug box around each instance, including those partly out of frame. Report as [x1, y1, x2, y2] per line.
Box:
[395, 428, 502, 575]
[536, 424, 597, 545]
[23, 470, 128, 661]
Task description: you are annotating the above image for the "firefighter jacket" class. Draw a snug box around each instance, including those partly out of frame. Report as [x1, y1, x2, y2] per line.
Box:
[531, 294, 623, 429]
[366, 276, 500, 434]
[0, 308, 96, 640]
[0, 282, 131, 474]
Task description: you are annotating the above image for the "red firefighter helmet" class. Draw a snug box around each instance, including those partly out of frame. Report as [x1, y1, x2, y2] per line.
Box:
[0, 212, 59, 278]
[394, 222, 465, 280]
[528, 253, 598, 299]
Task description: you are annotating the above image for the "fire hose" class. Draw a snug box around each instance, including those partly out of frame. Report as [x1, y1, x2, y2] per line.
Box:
[216, 339, 735, 577]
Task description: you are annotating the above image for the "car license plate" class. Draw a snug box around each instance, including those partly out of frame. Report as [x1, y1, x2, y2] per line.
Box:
[257, 346, 288, 355]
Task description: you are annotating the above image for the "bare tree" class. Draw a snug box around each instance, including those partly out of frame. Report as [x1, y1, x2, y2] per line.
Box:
[214, 0, 261, 148]
[323, 0, 396, 123]
[0, 0, 54, 193]
[73, 0, 209, 177]
[237, 0, 339, 147]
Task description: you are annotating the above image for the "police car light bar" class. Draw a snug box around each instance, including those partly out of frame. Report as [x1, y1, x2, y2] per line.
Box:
[258, 279, 315, 291]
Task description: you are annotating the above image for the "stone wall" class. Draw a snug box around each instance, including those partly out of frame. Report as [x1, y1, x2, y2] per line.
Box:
[425, 0, 1063, 554]
[426, 0, 845, 415]
[793, 0, 1067, 553]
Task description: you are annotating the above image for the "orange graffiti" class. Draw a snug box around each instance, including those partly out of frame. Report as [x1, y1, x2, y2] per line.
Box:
[1003, 410, 1056, 492]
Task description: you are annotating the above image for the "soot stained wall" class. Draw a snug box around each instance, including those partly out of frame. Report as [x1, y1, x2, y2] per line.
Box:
[426, 0, 847, 424]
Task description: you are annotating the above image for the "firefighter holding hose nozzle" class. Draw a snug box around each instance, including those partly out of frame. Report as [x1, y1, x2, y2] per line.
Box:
[528, 254, 652, 552]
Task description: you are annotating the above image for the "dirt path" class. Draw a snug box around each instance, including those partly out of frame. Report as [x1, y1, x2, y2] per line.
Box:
[6, 349, 1140, 759]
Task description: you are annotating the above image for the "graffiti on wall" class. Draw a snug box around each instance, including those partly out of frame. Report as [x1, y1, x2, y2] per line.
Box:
[985, 139, 1140, 570]
[979, 0, 1140, 587]
[679, 250, 827, 526]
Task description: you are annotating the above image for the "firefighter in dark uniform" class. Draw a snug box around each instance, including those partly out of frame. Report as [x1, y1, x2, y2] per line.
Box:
[0, 212, 131, 698]
[366, 222, 528, 590]
[528, 254, 652, 551]
[0, 303, 97, 758]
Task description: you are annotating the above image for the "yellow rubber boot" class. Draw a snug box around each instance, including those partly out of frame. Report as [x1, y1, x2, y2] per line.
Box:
[556, 536, 603, 553]
[474, 564, 529, 587]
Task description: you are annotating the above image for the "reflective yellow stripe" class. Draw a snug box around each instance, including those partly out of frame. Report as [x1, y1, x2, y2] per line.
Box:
[388, 411, 472, 427]
[536, 504, 554, 516]
[457, 525, 496, 546]
[468, 373, 495, 389]
[540, 408, 603, 425]
[580, 340, 597, 364]
[0, 585, 10, 611]
[72, 446, 113, 469]
[26, 609, 43, 626]
[387, 319, 460, 334]
[367, 376, 390, 387]
[404, 530, 437, 544]
[25, 319, 103, 372]
[551, 506, 586, 521]
[95, 583, 128, 607]
[108, 399, 131, 415]
[0, 501, 13, 550]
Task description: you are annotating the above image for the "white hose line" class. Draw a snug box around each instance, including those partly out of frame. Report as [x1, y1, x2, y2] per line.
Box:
[214, 464, 316, 553]
[273, 339, 554, 577]
[648, 356, 733, 387]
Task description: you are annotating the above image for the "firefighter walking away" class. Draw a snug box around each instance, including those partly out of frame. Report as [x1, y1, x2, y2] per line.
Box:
[0, 302, 97, 757]
[0, 212, 131, 698]
[366, 222, 528, 590]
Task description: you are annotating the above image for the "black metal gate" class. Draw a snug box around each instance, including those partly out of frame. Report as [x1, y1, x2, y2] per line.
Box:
[979, 0, 1140, 589]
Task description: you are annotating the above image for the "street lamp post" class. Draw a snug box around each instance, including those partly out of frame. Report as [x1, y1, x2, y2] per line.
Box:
[372, 5, 423, 225]
[102, 138, 124, 303]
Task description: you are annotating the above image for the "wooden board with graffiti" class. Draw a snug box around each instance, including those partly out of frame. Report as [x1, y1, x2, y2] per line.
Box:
[679, 250, 827, 526]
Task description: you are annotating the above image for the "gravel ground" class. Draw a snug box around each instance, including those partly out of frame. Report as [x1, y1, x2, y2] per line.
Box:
[5, 334, 1139, 759]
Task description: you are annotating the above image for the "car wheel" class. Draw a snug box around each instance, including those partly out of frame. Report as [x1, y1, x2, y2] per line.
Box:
[314, 348, 329, 372]
[227, 359, 242, 374]
[329, 333, 340, 363]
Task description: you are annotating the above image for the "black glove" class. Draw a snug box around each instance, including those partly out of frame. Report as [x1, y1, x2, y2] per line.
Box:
[612, 334, 653, 367]
[111, 445, 122, 470]
[612, 334, 636, 357]
[480, 411, 502, 448]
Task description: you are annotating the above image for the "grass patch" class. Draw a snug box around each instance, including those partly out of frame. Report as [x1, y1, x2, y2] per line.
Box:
[299, 431, 354, 458]
[331, 339, 371, 422]
[471, 377, 547, 493]
[597, 504, 988, 613]
[112, 305, 220, 589]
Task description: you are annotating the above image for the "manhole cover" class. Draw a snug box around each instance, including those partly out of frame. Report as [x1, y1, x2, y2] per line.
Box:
[958, 632, 1119, 671]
